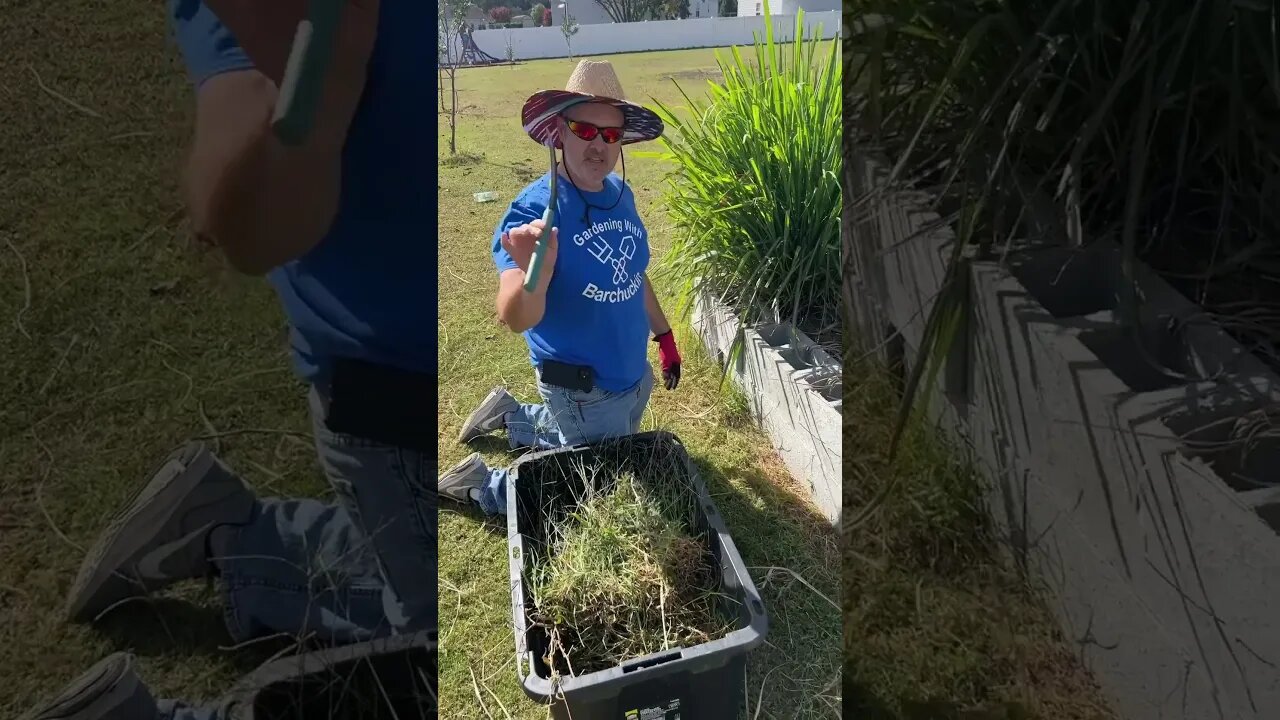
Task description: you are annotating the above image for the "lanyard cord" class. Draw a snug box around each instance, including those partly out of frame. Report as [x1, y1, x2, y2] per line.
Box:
[561, 150, 626, 225]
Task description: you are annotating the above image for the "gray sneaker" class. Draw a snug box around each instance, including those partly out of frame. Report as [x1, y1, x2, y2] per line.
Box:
[65, 442, 256, 623]
[438, 453, 488, 504]
[25, 653, 157, 720]
[458, 386, 519, 443]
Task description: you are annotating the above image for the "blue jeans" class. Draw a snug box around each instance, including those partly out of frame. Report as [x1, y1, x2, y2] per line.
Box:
[476, 367, 654, 515]
[157, 385, 437, 720]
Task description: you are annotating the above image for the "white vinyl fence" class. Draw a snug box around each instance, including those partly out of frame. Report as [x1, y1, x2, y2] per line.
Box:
[452, 11, 841, 62]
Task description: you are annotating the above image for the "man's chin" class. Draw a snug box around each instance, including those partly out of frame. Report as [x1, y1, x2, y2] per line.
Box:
[570, 165, 610, 187]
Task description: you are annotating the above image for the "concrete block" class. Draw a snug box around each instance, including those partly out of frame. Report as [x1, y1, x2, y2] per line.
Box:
[1016, 457, 1224, 720]
[966, 251, 1280, 719]
[691, 289, 842, 525]
[848, 151, 1280, 720]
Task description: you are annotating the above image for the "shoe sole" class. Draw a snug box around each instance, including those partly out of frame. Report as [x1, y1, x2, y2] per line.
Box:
[27, 654, 139, 719]
[439, 456, 485, 503]
[457, 388, 511, 444]
[64, 445, 216, 624]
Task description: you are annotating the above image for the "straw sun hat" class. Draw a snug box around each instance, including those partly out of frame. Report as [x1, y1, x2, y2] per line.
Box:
[521, 59, 665, 146]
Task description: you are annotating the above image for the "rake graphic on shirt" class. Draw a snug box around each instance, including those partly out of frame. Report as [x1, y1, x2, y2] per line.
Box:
[586, 234, 636, 286]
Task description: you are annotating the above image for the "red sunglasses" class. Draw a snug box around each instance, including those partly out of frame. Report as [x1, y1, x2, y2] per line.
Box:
[563, 118, 625, 144]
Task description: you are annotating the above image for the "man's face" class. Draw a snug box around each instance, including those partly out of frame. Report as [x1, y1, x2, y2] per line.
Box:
[559, 102, 625, 191]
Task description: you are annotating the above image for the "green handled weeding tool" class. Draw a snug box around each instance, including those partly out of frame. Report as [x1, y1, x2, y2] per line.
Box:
[272, 0, 344, 146]
[522, 145, 558, 292]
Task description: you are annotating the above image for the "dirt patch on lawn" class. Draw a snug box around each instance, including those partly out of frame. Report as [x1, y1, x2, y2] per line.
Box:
[661, 67, 723, 83]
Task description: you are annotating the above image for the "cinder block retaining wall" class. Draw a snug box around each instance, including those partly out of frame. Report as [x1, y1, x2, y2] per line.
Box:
[691, 290, 842, 525]
[849, 151, 1280, 720]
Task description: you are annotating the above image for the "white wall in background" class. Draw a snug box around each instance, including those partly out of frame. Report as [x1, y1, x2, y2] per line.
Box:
[548, 0, 746, 26]
[458, 10, 840, 61]
[738, 0, 838, 17]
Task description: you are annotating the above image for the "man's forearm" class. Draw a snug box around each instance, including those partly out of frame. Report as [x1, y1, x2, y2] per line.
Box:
[189, 65, 367, 275]
[497, 270, 549, 332]
[643, 277, 672, 336]
[199, 120, 343, 274]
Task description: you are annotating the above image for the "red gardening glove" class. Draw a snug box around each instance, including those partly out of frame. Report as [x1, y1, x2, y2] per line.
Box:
[654, 331, 682, 390]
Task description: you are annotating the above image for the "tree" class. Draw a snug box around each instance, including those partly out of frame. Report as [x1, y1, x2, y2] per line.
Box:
[489, 5, 512, 22]
[540, 7, 553, 25]
[653, 0, 688, 19]
[437, 31, 447, 113]
[560, 10, 579, 57]
[531, 2, 546, 22]
[592, 0, 653, 23]
[438, 0, 472, 154]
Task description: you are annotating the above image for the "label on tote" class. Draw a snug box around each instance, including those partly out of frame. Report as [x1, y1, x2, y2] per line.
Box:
[624, 698, 681, 720]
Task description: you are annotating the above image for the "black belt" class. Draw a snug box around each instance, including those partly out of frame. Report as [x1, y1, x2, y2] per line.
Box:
[539, 359, 595, 393]
[323, 357, 437, 452]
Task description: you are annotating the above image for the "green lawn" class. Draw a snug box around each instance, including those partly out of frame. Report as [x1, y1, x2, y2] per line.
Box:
[5, 5, 1117, 716]
[0, 22, 842, 716]
[436, 48, 841, 718]
[841, 358, 1116, 720]
[0, 0, 1112, 714]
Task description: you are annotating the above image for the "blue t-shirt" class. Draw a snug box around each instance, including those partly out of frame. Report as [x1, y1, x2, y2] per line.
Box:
[493, 173, 651, 392]
[170, 0, 434, 384]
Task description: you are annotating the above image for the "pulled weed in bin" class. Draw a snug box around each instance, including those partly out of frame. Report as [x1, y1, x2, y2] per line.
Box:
[528, 461, 733, 678]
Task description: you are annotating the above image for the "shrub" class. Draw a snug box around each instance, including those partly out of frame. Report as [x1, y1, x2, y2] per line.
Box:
[650, 0, 842, 342]
[847, 0, 1280, 426]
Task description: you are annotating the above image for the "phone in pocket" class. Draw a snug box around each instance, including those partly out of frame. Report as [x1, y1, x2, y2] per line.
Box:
[324, 357, 436, 452]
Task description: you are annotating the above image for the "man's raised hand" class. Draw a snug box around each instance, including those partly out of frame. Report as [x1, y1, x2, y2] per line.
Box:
[501, 219, 559, 285]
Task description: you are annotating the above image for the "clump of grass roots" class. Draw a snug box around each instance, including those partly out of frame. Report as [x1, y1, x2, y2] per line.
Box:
[528, 463, 733, 678]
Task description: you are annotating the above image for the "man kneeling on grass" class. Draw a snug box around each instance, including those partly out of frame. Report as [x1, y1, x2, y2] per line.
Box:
[438, 60, 683, 513]
[25, 1, 436, 719]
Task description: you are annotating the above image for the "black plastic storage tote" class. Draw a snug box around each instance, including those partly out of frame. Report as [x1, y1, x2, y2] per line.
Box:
[507, 431, 768, 720]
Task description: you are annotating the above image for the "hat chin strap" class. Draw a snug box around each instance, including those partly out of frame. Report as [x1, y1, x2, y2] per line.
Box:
[560, 149, 626, 226]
